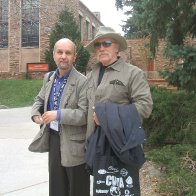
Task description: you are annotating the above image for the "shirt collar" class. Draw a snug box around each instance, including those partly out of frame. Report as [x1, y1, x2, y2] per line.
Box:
[55, 68, 72, 80]
[99, 57, 123, 72]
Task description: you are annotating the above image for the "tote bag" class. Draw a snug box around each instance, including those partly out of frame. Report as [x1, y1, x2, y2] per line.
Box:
[93, 154, 141, 196]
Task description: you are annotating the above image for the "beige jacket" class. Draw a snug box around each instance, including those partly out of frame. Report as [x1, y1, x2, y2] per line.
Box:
[30, 67, 87, 167]
[85, 57, 153, 139]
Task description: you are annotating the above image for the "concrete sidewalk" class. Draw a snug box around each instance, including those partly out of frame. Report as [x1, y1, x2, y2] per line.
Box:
[0, 107, 48, 196]
[0, 107, 94, 196]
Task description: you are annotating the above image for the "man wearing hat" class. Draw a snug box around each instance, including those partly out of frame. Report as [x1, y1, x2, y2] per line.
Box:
[84, 26, 153, 195]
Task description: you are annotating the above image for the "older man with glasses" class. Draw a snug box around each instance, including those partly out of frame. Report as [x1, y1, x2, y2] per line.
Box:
[84, 26, 153, 195]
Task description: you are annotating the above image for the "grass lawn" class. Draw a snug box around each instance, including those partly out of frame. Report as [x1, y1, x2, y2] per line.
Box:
[0, 79, 42, 108]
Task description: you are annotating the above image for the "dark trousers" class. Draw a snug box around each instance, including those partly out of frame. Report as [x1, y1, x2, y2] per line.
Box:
[49, 132, 90, 196]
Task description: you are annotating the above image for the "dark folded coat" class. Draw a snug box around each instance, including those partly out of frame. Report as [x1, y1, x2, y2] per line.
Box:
[85, 102, 147, 173]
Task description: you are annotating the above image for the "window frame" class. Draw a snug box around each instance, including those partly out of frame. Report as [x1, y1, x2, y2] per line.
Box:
[21, 0, 39, 47]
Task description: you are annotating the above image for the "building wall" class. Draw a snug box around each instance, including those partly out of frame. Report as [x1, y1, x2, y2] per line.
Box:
[9, 0, 21, 74]
[0, 0, 102, 79]
[126, 39, 171, 79]
[79, 1, 103, 41]
[0, 49, 8, 72]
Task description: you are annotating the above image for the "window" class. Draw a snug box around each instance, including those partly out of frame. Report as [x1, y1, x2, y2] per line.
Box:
[92, 26, 96, 39]
[21, 0, 39, 47]
[79, 14, 83, 40]
[0, 0, 8, 48]
[86, 20, 89, 40]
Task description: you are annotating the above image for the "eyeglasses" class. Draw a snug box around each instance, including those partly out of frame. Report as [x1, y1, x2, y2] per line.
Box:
[94, 40, 115, 49]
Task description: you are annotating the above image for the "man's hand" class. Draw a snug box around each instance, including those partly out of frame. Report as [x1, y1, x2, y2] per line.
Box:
[42, 111, 57, 124]
[93, 112, 100, 125]
[33, 115, 44, 124]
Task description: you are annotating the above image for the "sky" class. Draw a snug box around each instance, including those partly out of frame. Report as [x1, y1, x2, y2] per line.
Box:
[80, 0, 126, 35]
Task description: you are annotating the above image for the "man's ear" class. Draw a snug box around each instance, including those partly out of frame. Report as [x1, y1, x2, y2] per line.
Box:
[74, 53, 77, 62]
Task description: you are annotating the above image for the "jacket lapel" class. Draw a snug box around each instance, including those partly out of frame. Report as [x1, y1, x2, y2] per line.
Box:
[91, 64, 100, 88]
[44, 73, 55, 110]
[60, 68, 76, 107]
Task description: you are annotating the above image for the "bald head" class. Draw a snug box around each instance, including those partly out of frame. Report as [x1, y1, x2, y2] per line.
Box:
[53, 38, 76, 54]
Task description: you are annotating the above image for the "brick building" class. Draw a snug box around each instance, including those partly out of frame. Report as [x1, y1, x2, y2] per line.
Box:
[1, 1, 195, 81]
[0, 0, 103, 78]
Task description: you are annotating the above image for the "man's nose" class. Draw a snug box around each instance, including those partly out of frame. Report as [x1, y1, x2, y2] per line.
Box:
[62, 52, 67, 58]
[99, 45, 106, 50]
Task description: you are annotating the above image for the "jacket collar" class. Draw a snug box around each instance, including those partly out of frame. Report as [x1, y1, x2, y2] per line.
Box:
[92, 56, 124, 72]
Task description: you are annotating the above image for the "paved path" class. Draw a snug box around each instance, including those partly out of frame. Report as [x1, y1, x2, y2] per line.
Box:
[0, 107, 48, 196]
[0, 107, 94, 196]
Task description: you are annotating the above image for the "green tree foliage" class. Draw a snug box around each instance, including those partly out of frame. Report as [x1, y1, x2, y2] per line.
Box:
[143, 87, 196, 145]
[115, 0, 196, 92]
[44, 7, 90, 73]
[161, 45, 196, 92]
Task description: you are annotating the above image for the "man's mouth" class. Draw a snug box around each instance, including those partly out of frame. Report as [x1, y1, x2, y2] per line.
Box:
[99, 53, 108, 57]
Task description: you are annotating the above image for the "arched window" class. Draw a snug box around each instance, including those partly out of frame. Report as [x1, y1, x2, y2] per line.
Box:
[21, 0, 39, 47]
[0, 0, 8, 48]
